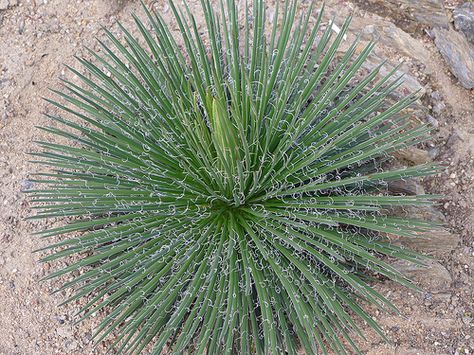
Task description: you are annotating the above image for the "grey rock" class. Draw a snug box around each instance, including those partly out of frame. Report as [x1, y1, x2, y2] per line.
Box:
[388, 179, 425, 195]
[425, 114, 439, 128]
[358, 52, 429, 126]
[429, 90, 446, 116]
[432, 101, 446, 116]
[396, 227, 460, 255]
[446, 130, 462, 147]
[395, 0, 449, 28]
[433, 27, 474, 89]
[354, 19, 430, 62]
[362, 53, 426, 98]
[0, 0, 8, 10]
[454, 2, 474, 45]
[430, 90, 443, 102]
[392, 259, 452, 291]
[392, 147, 432, 165]
[428, 146, 440, 159]
[355, 0, 448, 32]
[390, 204, 445, 222]
[392, 204, 445, 222]
[398, 101, 432, 126]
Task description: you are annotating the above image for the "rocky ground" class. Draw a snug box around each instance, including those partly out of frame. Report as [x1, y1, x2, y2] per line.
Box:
[0, 0, 473, 354]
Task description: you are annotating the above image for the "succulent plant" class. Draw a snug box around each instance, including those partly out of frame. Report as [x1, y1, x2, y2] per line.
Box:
[31, 0, 438, 353]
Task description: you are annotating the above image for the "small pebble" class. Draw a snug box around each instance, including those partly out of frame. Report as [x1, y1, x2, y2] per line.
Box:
[20, 179, 34, 191]
[425, 114, 439, 128]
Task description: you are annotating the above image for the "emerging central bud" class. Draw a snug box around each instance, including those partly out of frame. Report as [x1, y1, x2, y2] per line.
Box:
[207, 94, 240, 173]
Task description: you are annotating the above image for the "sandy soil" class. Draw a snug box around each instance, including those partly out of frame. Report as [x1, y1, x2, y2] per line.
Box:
[0, 0, 473, 354]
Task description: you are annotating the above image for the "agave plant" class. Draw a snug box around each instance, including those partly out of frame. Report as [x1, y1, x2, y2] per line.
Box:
[31, 0, 438, 353]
